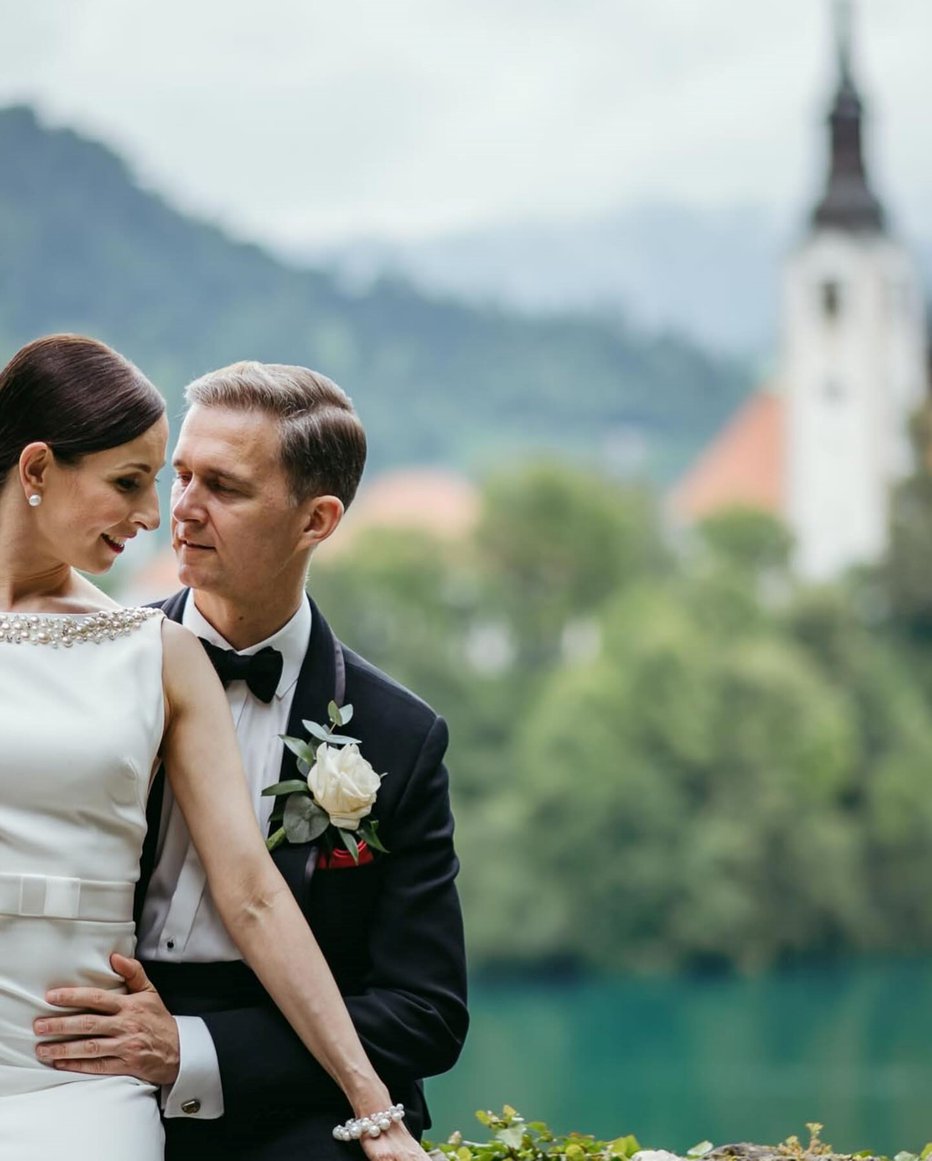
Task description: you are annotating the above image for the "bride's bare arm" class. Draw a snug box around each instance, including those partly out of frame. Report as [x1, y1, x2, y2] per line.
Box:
[157, 620, 420, 1159]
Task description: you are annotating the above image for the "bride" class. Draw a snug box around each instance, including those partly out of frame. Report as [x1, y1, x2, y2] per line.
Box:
[0, 334, 429, 1160]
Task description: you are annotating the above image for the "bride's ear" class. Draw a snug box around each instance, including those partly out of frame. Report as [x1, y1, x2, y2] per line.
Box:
[301, 495, 344, 550]
[18, 442, 53, 498]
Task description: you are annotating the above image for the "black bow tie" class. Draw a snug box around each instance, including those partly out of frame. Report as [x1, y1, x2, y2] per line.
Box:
[199, 640, 284, 704]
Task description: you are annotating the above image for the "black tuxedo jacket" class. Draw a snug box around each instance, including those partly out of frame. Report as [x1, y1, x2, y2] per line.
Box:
[136, 590, 469, 1161]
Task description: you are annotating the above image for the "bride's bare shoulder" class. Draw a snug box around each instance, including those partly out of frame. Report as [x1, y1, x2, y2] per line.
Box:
[159, 617, 202, 658]
[159, 618, 219, 699]
[159, 620, 227, 736]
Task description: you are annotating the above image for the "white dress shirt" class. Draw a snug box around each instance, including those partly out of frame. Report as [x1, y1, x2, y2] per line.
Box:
[137, 592, 311, 1117]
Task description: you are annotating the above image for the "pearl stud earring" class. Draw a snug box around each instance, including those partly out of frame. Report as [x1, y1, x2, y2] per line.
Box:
[27, 494, 42, 508]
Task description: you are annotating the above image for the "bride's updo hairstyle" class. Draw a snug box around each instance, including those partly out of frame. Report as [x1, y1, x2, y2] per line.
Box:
[0, 334, 165, 489]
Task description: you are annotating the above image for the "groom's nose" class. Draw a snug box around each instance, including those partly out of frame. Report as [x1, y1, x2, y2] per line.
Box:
[171, 479, 201, 525]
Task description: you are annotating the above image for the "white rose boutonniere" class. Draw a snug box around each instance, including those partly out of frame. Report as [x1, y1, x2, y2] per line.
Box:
[307, 742, 381, 830]
[262, 701, 388, 862]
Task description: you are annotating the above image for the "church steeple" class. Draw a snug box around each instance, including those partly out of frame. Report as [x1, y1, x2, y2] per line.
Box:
[811, 0, 885, 233]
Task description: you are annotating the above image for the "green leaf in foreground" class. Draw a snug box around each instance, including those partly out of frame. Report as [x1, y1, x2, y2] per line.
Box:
[495, 1127, 524, 1149]
[301, 719, 337, 743]
[281, 735, 316, 764]
[328, 701, 354, 726]
[362, 820, 389, 853]
[426, 1110, 922, 1161]
[338, 828, 360, 862]
[283, 795, 329, 843]
[261, 779, 308, 797]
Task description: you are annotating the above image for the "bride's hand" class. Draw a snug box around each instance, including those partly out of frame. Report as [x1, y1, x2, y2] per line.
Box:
[357, 1120, 433, 1161]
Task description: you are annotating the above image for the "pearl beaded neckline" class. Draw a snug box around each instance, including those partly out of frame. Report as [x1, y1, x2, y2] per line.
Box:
[0, 607, 160, 647]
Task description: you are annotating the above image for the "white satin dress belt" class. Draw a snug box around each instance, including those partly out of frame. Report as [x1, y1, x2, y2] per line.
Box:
[0, 872, 134, 922]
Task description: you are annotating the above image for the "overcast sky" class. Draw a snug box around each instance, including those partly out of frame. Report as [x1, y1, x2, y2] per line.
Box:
[2, 0, 929, 248]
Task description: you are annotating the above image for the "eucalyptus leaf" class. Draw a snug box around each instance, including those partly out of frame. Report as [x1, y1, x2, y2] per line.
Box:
[361, 821, 389, 853]
[302, 720, 335, 744]
[283, 795, 329, 843]
[337, 828, 360, 862]
[282, 735, 316, 763]
[322, 732, 362, 746]
[261, 779, 308, 797]
[328, 701, 355, 726]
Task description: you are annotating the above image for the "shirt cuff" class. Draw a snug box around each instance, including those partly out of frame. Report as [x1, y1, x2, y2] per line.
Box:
[161, 1016, 225, 1119]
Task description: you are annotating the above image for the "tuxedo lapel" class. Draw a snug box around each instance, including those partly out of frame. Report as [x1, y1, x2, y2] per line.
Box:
[159, 589, 189, 624]
[276, 595, 340, 785]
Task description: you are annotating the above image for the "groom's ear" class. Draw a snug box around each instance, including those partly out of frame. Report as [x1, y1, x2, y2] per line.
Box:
[300, 494, 344, 550]
[18, 442, 53, 493]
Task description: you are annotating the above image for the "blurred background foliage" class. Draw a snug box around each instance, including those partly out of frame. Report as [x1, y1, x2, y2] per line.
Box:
[313, 411, 932, 976]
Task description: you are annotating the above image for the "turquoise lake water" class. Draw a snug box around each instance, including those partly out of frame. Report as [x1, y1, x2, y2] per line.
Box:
[424, 960, 932, 1156]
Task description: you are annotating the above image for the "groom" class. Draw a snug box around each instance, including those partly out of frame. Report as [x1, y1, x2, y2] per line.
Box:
[38, 362, 469, 1160]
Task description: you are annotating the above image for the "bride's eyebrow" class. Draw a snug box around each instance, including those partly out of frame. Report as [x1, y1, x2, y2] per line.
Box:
[114, 461, 157, 473]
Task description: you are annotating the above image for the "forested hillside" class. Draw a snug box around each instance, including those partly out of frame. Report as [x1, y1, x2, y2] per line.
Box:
[0, 105, 749, 478]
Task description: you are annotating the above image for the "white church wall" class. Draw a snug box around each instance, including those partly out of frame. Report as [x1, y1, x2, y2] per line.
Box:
[781, 230, 926, 580]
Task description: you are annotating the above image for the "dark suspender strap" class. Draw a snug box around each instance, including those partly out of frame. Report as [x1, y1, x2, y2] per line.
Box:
[333, 635, 346, 706]
[302, 633, 346, 886]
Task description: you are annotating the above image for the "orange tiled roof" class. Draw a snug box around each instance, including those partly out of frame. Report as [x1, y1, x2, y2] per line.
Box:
[335, 468, 480, 548]
[669, 389, 785, 523]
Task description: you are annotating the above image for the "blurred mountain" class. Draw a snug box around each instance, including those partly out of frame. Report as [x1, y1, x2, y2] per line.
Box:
[300, 206, 932, 360]
[0, 105, 751, 480]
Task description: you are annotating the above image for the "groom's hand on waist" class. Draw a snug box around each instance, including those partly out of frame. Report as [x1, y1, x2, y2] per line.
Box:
[34, 953, 181, 1086]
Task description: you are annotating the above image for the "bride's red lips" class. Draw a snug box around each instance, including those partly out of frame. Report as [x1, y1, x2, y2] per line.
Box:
[101, 533, 129, 554]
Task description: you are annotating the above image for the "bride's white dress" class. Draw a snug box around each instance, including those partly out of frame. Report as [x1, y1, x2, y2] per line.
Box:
[0, 608, 165, 1160]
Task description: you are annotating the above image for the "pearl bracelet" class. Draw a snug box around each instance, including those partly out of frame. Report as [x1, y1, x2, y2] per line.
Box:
[332, 1103, 406, 1141]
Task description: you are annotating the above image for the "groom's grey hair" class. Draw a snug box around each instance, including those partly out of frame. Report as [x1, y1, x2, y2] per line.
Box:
[184, 361, 367, 508]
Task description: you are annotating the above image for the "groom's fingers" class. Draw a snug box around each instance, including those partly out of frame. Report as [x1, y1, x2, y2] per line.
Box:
[34, 1019, 179, 1084]
[35, 979, 181, 1085]
[34, 1012, 116, 1038]
[43, 986, 122, 1014]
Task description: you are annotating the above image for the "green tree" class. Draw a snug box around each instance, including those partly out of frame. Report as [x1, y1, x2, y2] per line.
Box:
[477, 461, 667, 670]
[465, 579, 867, 972]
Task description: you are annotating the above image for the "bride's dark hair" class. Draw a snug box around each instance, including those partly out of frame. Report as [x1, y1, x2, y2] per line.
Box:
[0, 334, 165, 488]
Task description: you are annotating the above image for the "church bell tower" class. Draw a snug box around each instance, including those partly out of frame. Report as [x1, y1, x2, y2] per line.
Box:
[782, 1, 928, 579]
